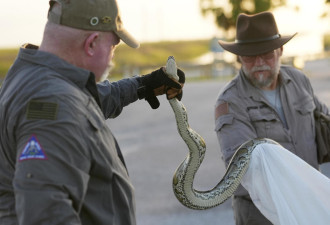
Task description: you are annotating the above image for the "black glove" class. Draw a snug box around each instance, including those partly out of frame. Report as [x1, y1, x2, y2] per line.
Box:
[137, 67, 185, 109]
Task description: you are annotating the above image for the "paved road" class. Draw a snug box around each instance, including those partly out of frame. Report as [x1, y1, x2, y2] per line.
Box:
[108, 59, 330, 225]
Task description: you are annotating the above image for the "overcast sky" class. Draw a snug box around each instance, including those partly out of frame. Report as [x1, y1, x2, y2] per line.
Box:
[0, 0, 329, 56]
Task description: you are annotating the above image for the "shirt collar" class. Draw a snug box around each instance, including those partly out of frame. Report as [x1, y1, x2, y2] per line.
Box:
[19, 44, 91, 89]
[19, 44, 102, 108]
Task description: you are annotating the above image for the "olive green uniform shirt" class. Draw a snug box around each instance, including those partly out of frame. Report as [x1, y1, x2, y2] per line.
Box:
[0, 45, 140, 225]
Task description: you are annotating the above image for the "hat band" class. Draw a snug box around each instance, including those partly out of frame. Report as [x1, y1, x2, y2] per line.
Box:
[236, 34, 280, 44]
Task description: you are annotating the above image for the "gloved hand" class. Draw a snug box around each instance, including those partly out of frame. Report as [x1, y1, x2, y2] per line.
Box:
[138, 67, 185, 109]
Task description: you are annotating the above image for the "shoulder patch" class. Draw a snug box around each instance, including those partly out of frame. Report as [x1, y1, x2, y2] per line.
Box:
[215, 102, 229, 120]
[27, 100, 58, 120]
[19, 135, 48, 161]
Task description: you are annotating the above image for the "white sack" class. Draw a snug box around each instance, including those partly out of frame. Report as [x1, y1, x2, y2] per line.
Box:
[241, 143, 330, 225]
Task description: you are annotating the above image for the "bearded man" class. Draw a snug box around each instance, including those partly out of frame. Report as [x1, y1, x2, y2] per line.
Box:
[214, 11, 329, 225]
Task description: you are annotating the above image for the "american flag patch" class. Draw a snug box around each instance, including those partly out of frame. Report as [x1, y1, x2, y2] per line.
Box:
[26, 100, 58, 120]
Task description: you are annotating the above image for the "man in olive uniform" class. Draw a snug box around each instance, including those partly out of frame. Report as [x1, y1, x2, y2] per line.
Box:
[0, 0, 184, 224]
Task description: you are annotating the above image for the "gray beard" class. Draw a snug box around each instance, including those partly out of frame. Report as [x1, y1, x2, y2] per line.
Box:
[242, 62, 281, 89]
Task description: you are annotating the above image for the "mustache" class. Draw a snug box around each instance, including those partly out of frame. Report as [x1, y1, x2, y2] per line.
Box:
[251, 65, 271, 73]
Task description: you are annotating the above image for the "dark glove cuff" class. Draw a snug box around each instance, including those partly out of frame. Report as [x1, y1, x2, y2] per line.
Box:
[136, 76, 146, 99]
[137, 86, 146, 99]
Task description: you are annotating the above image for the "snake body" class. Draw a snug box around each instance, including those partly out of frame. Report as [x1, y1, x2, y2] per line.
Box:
[166, 56, 280, 210]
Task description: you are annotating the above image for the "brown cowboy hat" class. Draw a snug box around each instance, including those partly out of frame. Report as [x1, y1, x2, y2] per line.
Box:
[218, 11, 297, 56]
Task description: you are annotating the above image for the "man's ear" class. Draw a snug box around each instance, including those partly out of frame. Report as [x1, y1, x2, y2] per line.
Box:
[84, 32, 99, 56]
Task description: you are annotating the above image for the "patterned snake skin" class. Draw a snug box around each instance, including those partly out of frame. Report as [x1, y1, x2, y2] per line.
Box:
[165, 56, 280, 210]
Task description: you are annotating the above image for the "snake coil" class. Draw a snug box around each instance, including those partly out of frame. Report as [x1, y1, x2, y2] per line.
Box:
[165, 56, 280, 210]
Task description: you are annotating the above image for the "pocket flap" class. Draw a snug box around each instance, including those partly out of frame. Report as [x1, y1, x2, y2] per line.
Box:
[248, 110, 277, 122]
[294, 96, 315, 114]
[215, 114, 234, 131]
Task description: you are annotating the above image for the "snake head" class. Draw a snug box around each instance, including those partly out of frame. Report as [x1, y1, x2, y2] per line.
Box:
[166, 56, 179, 81]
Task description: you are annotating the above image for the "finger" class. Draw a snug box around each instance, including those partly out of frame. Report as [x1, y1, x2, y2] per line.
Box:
[164, 77, 182, 89]
[166, 88, 182, 100]
[175, 91, 183, 101]
[153, 85, 167, 96]
[145, 88, 160, 109]
[166, 91, 182, 100]
[146, 95, 160, 109]
[177, 68, 185, 84]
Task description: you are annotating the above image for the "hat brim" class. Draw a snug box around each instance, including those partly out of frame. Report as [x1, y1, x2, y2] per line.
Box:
[115, 29, 140, 49]
[218, 33, 297, 56]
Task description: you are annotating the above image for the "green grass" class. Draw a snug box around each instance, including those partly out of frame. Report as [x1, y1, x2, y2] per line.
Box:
[111, 39, 210, 77]
[324, 33, 330, 51]
[0, 48, 18, 81]
[0, 39, 211, 84]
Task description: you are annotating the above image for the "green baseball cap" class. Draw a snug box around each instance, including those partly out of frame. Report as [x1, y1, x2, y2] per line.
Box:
[48, 0, 139, 48]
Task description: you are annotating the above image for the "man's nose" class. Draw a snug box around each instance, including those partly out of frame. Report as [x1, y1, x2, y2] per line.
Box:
[254, 55, 266, 66]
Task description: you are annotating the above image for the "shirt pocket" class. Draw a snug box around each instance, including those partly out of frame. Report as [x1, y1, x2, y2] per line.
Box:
[248, 107, 278, 122]
[248, 107, 279, 137]
[293, 96, 315, 115]
[293, 96, 315, 137]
